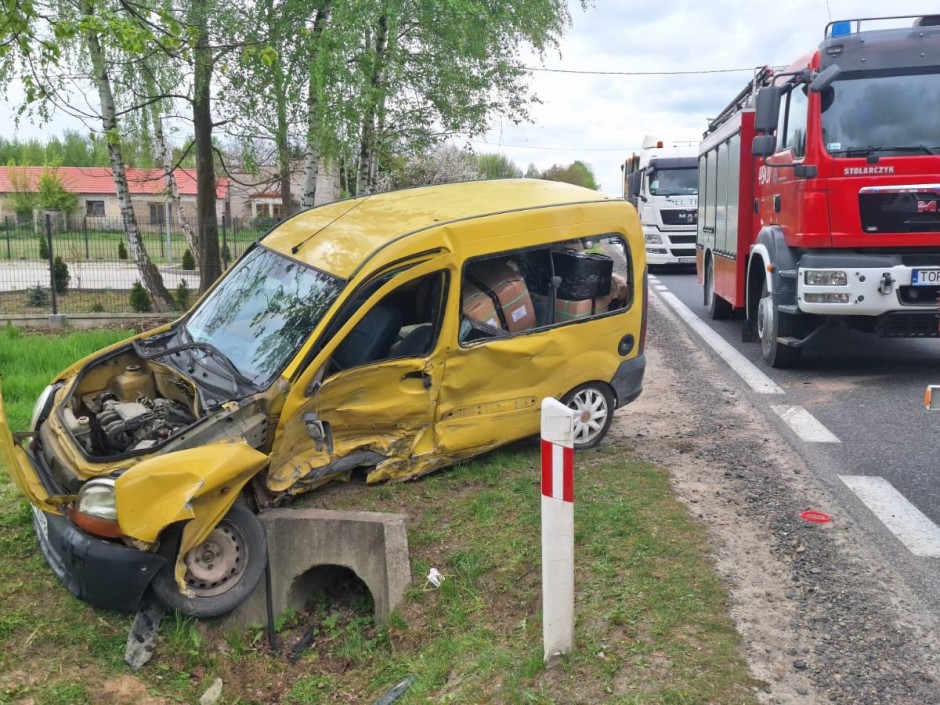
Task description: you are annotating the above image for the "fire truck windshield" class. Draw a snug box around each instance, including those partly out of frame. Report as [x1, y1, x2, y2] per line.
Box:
[821, 70, 940, 157]
[648, 167, 698, 196]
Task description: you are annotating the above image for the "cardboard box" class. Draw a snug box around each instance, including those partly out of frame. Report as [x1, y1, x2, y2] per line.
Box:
[462, 282, 501, 329]
[465, 262, 536, 332]
[531, 292, 614, 323]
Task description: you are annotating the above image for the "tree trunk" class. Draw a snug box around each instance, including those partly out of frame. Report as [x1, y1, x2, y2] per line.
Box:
[83, 0, 172, 312]
[150, 92, 199, 270]
[192, 0, 221, 292]
[357, 14, 389, 196]
[301, 4, 332, 209]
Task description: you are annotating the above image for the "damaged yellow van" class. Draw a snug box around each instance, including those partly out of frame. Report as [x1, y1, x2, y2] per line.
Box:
[0, 179, 646, 618]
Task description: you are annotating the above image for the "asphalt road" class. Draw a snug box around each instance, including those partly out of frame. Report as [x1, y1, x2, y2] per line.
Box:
[651, 265, 940, 610]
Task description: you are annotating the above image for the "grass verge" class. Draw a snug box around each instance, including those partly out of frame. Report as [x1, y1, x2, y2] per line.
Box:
[0, 326, 761, 704]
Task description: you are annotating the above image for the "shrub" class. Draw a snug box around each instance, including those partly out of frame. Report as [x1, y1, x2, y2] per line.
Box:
[52, 256, 70, 295]
[26, 283, 49, 307]
[130, 281, 152, 312]
[91, 302, 105, 313]
[118, 241, 128, 260]
[38, 235, 49, 260]
[174, 279, 191, 311]
[181, 248, 195, 270]
[221, 244, 231, 264]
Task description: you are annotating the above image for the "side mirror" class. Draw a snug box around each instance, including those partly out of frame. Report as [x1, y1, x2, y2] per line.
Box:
[752, 134, 777, 158]
[754, 86, 782, 133]
[809, 64, 841, 93]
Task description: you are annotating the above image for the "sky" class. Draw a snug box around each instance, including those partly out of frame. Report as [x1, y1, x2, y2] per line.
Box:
[4, 1, 940, 197]
[474, 0, 940, 195]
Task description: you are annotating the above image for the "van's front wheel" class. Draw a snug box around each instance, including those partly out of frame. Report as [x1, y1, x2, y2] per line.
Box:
[152, 502, 266, 618]
[562, 383, 615, 450]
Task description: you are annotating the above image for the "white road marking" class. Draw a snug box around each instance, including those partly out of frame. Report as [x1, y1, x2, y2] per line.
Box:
[653, 289, 785, 395]
[770, 405, 841, 443]
[840, 476, 940, 557]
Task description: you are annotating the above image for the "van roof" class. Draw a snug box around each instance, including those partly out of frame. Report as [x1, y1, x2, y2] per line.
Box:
[261, 178, 611, 278]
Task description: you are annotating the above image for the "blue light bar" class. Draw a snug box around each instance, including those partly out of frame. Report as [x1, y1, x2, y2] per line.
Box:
[830, 21, 852, 37]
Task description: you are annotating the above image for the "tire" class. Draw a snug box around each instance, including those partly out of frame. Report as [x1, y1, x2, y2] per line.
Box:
[152, 502, 267, 618]
[562, 383, 615, 450]
[757, 279, 802, 368]
[705, 260, 732, 320]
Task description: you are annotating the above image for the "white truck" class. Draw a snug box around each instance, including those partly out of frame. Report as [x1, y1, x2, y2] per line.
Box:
[623, 136, 699, 267]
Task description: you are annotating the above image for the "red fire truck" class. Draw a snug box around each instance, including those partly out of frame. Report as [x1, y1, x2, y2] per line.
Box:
[697, 15, 940, 367]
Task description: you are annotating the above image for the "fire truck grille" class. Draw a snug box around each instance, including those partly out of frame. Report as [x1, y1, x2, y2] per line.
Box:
[859, 192, 940, 234]
[901, 253, 940, 267]
[875, 312, 940, 338]
[660, 209, 697, 226]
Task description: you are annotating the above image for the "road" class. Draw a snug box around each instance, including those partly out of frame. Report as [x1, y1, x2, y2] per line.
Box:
[0, 261, 200, 292]
[651, 265, 940, 611]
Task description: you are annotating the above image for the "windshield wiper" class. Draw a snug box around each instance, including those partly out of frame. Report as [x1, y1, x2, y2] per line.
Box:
[836, 145, 936, 156]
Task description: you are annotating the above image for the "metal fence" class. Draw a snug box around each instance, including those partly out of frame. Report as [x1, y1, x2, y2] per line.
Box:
[0, 215, 268, 315]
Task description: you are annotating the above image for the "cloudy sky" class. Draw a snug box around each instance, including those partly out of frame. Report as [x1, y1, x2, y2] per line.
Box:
[474, 0, 940, 195]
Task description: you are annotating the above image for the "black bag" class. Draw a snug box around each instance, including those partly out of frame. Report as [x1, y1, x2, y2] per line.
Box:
[553, 249, 613, 300]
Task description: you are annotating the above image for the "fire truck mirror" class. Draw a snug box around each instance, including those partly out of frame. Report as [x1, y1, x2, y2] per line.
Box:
[752, 134, 777, 158]
[809, 64, 841, 93]
[754, 86, 781, 133]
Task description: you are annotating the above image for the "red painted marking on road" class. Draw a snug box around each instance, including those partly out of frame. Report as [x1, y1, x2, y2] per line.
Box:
[801, 510, 831, 524]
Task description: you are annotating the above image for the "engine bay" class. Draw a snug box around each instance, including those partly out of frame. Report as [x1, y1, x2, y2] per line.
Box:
[61, 350, 202, 458]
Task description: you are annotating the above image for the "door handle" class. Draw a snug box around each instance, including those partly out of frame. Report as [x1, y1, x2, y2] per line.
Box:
[403, 371, 432, 389]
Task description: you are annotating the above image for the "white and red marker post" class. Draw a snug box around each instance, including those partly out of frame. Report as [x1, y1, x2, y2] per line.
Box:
[540, 397, 576, 664]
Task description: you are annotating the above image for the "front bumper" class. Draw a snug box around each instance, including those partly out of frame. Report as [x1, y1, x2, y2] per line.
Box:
[797, 253, 940, 316]
[1, 383, 165, 613]
[32, 504, 165, 613]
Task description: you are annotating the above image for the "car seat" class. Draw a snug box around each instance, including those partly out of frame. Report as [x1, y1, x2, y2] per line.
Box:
[332, 306, 402, 370]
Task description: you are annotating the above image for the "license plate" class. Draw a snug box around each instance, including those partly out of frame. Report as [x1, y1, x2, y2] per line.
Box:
[32, 505, 48, 541]
[677, 257, 696, 264]
[912, 269, 940, 285]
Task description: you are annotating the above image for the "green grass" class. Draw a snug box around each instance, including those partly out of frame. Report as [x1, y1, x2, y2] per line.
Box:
[0, 327, 761, 704]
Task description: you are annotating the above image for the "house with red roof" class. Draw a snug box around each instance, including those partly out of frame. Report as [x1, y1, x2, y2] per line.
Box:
[0, 166, 230, 227]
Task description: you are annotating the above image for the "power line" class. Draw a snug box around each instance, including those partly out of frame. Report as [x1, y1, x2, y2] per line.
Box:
[523, 66, 758, 76]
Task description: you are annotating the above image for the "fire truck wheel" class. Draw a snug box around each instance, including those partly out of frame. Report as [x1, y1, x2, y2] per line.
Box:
[705, 260, 732, 320]
[757, 280, 802, 368]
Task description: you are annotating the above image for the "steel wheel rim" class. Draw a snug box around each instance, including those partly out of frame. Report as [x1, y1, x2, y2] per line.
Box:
[757, 295, 771, 340]
[182, 521, 249, 597]
[567, 388, 609, 444]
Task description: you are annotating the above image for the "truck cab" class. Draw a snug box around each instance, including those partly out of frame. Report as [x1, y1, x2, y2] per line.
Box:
[624, 136, 699, 268]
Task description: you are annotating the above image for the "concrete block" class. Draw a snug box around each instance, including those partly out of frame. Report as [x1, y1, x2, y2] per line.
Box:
[216, 508, 411, 632]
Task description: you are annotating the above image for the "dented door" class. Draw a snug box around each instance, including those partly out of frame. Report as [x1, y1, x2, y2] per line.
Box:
[268, 258, 454, 493]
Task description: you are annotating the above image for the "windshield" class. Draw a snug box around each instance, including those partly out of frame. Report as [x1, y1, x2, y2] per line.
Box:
[185, 247, 344, 387]
[648, 167, 698, 196]
[821, 70, 940, 156]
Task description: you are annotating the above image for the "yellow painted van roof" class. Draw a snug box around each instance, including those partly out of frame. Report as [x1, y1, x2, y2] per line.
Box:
[261, 179, 612, 278]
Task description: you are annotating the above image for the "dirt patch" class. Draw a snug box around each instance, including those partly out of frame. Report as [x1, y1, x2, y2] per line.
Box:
[615, 296, 940, 704]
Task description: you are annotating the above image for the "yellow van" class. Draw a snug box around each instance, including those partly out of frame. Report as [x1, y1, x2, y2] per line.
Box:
[0, 179, 646, 618]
